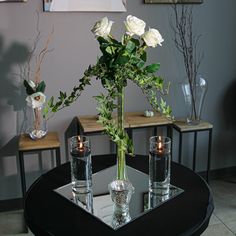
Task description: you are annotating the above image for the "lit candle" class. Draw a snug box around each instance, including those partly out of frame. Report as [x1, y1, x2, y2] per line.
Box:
[149, 136, 171, 190]
[71, 136, 90, 158]
[70, 135, 92, 193]
[156, 137, 164, 154]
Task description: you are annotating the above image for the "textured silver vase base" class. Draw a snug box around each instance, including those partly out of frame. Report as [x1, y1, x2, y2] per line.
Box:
[29, 130, 47, 140]
[109, 179, 134, 229]
[109, 179, 134, 207]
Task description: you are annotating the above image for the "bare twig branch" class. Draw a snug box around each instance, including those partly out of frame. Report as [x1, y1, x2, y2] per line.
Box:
[170, 1, 203, 118]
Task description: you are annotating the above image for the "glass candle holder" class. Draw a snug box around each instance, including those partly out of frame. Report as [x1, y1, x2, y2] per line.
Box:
[69, 135, 92, 193]
[149, 136, 171, 195]
[72, 191, 93, 214]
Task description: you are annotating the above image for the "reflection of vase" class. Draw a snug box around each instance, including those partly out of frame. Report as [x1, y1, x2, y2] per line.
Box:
[26, 105, 47, 140]
[111, 203, 131, 229]
[181, 75, 207, 125]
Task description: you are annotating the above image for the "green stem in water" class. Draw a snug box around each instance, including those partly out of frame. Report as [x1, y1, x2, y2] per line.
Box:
[117, 87, 126, 180]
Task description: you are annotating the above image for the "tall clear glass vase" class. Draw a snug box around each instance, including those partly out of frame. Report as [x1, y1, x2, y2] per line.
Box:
[26, 105, 47, 140]
[108, 87, 134, 227]
[181, 75, 207, 125]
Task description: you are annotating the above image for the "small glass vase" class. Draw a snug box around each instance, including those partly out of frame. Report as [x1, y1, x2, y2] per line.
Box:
[26, 105, 47, 140]
[108, 153, 134, 227]
[181, 75, 207, 125]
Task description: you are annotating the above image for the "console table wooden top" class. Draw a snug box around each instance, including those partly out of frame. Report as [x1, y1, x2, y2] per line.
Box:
[77, 112, 172, 133]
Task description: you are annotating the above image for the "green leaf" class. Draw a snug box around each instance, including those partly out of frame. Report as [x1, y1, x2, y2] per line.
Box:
[137, 60, 145, 68]
[97, 36, 108, 44]
[140, 50, 147, 62]
[48, 96, 54, 107]
[130, 38, 140, 47]
[125, 40, 136, 53]
[23, 80, 35, 95]
[36, 81, 46, 93]
[115, 55, 129, 65]
[144, 63, 160, 73]
[59, 91, 66, 99]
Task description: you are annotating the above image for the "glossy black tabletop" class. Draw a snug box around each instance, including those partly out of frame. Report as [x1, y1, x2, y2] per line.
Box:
[24, 154, 214, 236]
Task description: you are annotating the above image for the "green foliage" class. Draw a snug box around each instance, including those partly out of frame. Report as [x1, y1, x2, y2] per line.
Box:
[23, 80, 46, 95]
[23, 80, 35, 95]
[36, 81, 46, 93]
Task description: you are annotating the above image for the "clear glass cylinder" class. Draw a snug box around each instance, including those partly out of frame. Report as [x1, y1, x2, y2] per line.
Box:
[149, 136, 171, 195]
[72, 191, 93, 214]
[181, 75, 208, 125]
[26, 105, 47, 140]
[69, 135, 92, 194]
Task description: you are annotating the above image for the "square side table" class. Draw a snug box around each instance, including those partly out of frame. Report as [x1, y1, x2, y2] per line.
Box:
[18, 132, 61, 198]
[172, 120, 213, 182]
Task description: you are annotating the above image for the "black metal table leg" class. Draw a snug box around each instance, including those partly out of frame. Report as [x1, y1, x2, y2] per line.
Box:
[206, 129, 212, 183]
[55, 148, 61, 166]
[18, 151, 26, 199]
[168, 125, 173, 161]
[65, 117, 79, 161]
[193, 131, 198, 171]
[127, 128, 133, 140]
[178, 132, 183, 164]
[153, 127, 157, 136]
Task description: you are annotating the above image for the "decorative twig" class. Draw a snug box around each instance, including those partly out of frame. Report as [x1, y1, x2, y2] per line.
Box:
[170, 2, 203, 118]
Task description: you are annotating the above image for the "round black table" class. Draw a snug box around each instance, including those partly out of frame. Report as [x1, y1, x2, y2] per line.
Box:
[24, 154, 214, 236]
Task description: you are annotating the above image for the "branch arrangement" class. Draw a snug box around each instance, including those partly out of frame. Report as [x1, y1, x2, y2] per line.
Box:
[170, 2, 203, 117]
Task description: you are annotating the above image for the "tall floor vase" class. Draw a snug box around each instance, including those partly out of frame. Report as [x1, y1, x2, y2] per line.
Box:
[181, 75, 207, 125]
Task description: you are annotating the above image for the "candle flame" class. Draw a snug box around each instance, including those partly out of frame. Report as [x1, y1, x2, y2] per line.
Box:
[157, 136, 163, 152]
[77, 136, 83, 149]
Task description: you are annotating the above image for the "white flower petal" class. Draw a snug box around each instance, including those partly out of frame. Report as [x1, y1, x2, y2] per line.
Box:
[124, 15, 146, 37]
[142, 28, 164, 47]
[91, 17, 113, 38]
[26, 92, 46, 109]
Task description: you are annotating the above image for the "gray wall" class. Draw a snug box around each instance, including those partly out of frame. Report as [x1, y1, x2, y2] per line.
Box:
[0, 0, 236, 200]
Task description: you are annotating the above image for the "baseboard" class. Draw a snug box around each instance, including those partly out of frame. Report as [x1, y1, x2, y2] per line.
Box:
[0, 166, 235, 212]
[0, 198, 23, 212]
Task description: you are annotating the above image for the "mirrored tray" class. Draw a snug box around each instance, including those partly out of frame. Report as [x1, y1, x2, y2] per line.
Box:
[55, 165, 184, 230]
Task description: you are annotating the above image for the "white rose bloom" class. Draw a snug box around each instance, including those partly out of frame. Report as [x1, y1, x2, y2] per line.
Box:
[28, 80, 36, 89]
[124, 15, 146, 37]
[91, 17, 113, 38]
[142, 28, 164, 47]
[26, 92, 46, 109]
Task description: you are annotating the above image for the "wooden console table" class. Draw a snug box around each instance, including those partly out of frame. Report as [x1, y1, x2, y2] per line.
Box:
[18, 132, 61, 199]
[64, 112, 172, 160]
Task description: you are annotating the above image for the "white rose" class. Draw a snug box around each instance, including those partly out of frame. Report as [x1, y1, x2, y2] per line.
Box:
[26, 92, 46, 109]
[124, 15, 146, 36]
[142, 28, 164, 47]
[91, 17, 113, 38]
